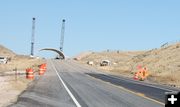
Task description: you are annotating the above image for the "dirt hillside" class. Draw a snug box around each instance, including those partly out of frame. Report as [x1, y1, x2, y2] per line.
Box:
[80, 42, 180, 87]
[0, 45, 44, 72]
[0, 45, 15, 57]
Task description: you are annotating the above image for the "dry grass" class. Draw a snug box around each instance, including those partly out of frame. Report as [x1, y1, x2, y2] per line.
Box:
[80, 42, 180, 87]
[0, 44, 45, 72]
[0, 55, 45, 72]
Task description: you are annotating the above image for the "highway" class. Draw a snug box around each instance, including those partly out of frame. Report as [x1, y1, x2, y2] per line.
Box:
[9, 59, 174, 107]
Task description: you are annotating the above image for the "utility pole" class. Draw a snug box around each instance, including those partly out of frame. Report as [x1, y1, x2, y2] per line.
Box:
[31, 18, 35, 56]
[60, 19, 65, 52]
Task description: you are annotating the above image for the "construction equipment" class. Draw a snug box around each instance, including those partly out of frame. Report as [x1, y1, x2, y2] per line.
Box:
[60, 19, 65, 52]
[87, 61, 94, 66]
[0, 56, 8, 64]
[30, 18, 35, 56]
[100, 60, 110, 66]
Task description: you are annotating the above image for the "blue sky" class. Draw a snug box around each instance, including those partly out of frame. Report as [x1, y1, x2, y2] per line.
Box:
[0, 0, 180, 57]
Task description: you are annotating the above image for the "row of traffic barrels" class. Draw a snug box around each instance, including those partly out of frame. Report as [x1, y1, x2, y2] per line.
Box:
[133, 67, 149, 81]
[26, 63, 47, 80]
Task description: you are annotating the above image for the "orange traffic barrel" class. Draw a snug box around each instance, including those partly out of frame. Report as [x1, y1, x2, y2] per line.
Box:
[26, 69, 29, 78]
[39, 67, 44, 75]
[26, 68, 34, 80]
[133, 72, 139, 80]
[42, 63, 47, 72]
[39, 64, 46, 75]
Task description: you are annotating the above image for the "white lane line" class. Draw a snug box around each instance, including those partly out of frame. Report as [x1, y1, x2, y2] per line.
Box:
[50, 60, 81, 107]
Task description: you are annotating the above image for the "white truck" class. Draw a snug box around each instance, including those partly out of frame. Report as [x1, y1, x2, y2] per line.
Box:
[100, 60, 110, 66]
[0, 56, 8, 64]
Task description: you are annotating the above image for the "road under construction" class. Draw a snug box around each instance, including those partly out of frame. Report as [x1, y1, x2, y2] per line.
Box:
[8, 18, 178, 107]
[9, 60, 180, 107]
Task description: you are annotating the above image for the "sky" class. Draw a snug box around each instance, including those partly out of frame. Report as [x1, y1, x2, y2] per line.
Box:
[0, 0, 180, 58]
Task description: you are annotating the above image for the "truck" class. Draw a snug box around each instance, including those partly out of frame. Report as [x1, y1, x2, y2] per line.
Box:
[0, 56, 8, 64]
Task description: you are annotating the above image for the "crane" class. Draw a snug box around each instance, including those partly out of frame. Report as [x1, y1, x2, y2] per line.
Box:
[30, 18, 35, 56]
[60, 19, 65, 52]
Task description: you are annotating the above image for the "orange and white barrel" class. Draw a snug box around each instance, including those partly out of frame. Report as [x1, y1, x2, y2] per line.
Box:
[26, 68, 34, 80]
[42, 63, 47, 72]
[39, 68, 44, 75]
[133, 72, 139, 80]
[39, 64, 46, 75]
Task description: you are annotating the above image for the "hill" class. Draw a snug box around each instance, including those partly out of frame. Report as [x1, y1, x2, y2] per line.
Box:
[0, 45, 16, 57]
[0, 44, 44, 71]
[79, 42, 180, 87]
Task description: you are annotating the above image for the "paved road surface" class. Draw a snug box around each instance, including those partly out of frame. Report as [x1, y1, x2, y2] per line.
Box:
[9, 60, 171, 107]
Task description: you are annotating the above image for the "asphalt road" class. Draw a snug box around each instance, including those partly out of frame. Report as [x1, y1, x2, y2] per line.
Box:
[9, 59, 172, 107]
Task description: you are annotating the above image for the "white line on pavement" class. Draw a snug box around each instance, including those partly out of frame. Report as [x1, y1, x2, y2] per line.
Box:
[50, 60, 81, 107]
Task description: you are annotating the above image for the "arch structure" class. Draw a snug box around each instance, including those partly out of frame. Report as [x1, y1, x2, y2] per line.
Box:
[40, 48, 65, 60]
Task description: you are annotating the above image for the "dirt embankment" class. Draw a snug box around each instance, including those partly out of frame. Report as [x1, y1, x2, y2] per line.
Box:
[0, 45, 45, 107]
[79, 42, 180, 87]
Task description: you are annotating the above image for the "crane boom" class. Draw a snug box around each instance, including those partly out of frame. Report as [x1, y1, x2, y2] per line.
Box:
[31, 18, 35, 56]
[60, 19, 65, 52]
